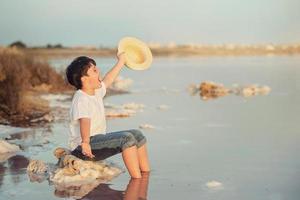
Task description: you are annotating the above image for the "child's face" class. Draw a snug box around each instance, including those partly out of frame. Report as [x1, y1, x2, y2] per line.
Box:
[83, 64, 102, 89]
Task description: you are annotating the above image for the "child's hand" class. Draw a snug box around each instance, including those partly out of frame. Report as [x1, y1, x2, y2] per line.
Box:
[117, 52, 126, 66]
[81, 142, 95, 158]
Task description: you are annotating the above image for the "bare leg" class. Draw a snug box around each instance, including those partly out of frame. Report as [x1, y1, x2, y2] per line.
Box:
[122, 146, 141, 178]
[137, 144, 151, 172]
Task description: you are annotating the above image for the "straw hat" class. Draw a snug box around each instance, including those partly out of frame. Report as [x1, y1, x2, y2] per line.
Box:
[118, 37, 153, 70]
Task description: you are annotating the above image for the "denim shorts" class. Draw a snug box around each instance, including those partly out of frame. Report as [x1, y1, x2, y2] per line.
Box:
[71, 129, 147, 161]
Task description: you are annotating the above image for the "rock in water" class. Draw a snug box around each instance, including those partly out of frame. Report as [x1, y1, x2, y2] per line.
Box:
[258, 85, 271, 95]
[27, 160, 48, 174]
[122, 102, 144, 110]
[199, 81, 231, 100]
[206, 180, 223, 189]
[27, 148, 122, 189]
[105, 109, 135, 118]
[53, 147, 71, 159]
[139, 124, 155, 129]
[50, 155, 122, 187]
[0, 139, 20, 154]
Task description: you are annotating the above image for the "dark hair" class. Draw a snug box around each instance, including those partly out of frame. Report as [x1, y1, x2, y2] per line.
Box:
[65, 56, 96, 89]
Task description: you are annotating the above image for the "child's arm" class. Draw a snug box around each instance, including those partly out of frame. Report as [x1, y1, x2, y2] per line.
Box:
[79, 118, 95, 158]
[102, 52, 126, 88]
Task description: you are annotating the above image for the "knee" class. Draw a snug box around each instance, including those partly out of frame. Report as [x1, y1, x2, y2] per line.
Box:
[129, 129, 145, 139]
[121, 132, 137, 150]
[129, 129, 147, 148]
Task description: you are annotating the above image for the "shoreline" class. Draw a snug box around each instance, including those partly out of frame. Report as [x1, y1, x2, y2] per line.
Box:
[20, 44, 300, 59]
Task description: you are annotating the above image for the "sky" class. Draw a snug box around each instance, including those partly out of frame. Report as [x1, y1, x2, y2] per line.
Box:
[0, 0, 299, 47]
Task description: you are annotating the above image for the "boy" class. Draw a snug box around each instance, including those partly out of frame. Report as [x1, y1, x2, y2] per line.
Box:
[65, 53, 150, 178]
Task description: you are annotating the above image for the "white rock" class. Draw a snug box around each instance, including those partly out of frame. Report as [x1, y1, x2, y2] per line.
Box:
[27, 160, 48, 174]
[0, 140, 20, 154]
[50, 157, 122, 187]
[259, 86, 271, 95]
[105, 102, 144, 119]
[241, 87, 255, 97]
[122, 102, 144, 110]
[105, 109, 136, 118]
[0, 152, 17, 162]
[43, 114, 54, 122]
[241, 85, 271, 97]
[139, 124, 155, 129]
[206, 180, 223, 189]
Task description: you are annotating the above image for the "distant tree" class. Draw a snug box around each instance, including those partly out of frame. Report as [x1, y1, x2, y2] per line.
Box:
[9, 41, 27, 48]
[46, 43, 63, 49]
[54, 44, 63, 48]
[46, 44, 53, 48]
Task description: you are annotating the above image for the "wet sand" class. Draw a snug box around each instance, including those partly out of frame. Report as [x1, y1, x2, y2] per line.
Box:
[0, 56, 300, 199]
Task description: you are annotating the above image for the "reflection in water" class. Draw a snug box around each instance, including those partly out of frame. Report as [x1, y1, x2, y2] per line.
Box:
[7, 155, 29, 172]
[0, 155, 30, 188]
[0, 164, 6, 188]
[54, 172, 150, 200]
[123, 172, 150, 200]
[8, 130, 36, 140]
[5, 126, 54, 154]
[8, 155, 29, 185]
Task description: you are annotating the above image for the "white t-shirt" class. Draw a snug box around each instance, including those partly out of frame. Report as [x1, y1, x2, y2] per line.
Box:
[68, 81, 107, 151]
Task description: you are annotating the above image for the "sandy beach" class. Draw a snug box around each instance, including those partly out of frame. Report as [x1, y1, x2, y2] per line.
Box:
[0, 55, 300, 199]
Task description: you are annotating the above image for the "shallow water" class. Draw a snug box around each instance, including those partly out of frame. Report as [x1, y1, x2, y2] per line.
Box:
[0, 56, 300, 200]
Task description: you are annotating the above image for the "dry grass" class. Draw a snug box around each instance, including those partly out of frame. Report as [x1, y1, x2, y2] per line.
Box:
[0, 47, 69, 125]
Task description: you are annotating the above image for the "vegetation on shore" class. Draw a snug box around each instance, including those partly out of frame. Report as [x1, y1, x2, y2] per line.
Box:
[6, 40, 300, 59]
[0, 47, 70, 126]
